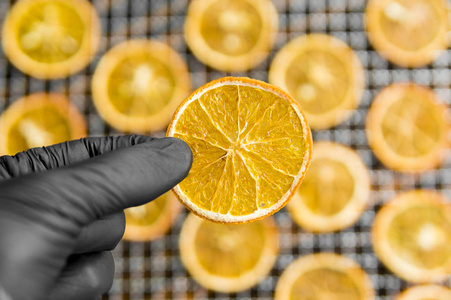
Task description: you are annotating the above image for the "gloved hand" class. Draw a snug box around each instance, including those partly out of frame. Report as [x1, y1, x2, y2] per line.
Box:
[0, 135, 192, 300]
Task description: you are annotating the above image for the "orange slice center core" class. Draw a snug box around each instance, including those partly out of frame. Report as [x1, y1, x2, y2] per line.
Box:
[388, 206, 451, 269]
[17, 3, 84, 62]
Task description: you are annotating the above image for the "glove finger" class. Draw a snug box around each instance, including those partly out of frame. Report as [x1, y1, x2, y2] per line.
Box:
[0, 137, 192, 227]
[73, 212, 125, 254]
[0, 134, 155, 180]
[47, 251, 114, 300]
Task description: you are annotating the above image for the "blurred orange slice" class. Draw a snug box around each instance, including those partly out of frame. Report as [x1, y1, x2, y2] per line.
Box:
[395, 285, 451, 300]
[0, 93, 86, 155]
[2, 0, 100, 79]
[288, 142, 371, 232]
[179, 213, 278, 293]
[366, 83, 449, 172]
[274, 253, 375, 300]
[123, 192, 181, 242]
[184, 0, 278, 72]
[269, 34, 365, 129]
[92, 40, 191, 133]
[167, 77, 312, 224]
[366, 0, 450, 67]
[372, 190, 451, 283]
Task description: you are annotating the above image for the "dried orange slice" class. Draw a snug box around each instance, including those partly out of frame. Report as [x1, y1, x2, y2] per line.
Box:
[372, 190, 451, 283]
[395, 285, 451, 300]
[0, 93, 86, 156]
[166, 77, 312, 224]
[92, 40, 191, 133]
[288, 142, 371, 232]
[365, 0, 450, 67]
[123, 191, 181, 242]
[184, 0, 278, 72]
[179, 213, 278, 293]
[2, 0, 100, 79]
[269, 34, 365, 129]
[274, 253, 375, 300]
[366, 83, 449, 172]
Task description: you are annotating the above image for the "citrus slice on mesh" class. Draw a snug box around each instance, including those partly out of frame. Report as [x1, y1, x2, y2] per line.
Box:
[184, 0, 278, 72]
[372, 190, 451, 283]
[166, 77, 312, 224]
[0, 93, 87, 156]
[288, 142, 371, 232]
[274, 253, 375, 300]
[92, 40, 191, 133]
[395, 285, 451, 300]
[365, 0, 450, 67]
[2, 0, 100, 79]
[179, 212, 278, 293]
[269, 34, 365, 129]
[366, 83, 449, 172]
[123, 191, 181, 242]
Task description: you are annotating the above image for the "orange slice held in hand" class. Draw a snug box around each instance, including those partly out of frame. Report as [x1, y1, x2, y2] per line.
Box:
[288, 142, 371, 233]
[179, 213, 278, 293]
[0, 93, 87, 156]
[123, 191, 181, 242]
[269, 34, 365, 130]
[2, 0, 101, 79]
[167, 77, 312, 224]
[365, 0, 450, 67]
[366, 83, 450, 172]
[92, 40, 191, 133]
[372, 190, 451, 283]
[184, 0, 278, 72]
[395, 285, 451, 300]
[274, 253, 375, 300]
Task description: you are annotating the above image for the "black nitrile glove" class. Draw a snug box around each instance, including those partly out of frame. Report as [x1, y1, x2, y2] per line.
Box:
[0, 135, 192, 300]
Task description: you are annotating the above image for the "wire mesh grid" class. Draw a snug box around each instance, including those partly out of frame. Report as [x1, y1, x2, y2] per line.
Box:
[0, 0, 451, 299]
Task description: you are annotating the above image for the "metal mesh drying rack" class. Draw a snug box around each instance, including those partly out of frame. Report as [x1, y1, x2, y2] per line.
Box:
[1, 0, 451, 299]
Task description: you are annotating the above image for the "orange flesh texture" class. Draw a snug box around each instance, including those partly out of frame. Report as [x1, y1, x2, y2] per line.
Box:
[124, 194, 168, 227]
[290, 269, 361, 300]
[16, 2, 85, 63]
[298, 158, 355, 216]
[286, 50, 350, 114]
[194, 220, 267, 277]
[387, 205, 451, 270]
[200, 0, 262, 56]
[107, 55, 176, 117]
[380, 90, 444, 158]
[172, 84, 308, 217]
[7, 106, 73, 155]
[378, 0, 442, 51]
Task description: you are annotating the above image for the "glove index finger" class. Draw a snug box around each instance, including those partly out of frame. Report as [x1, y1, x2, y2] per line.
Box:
[0, 137, 192, 226]
[0, 135, 156, 180]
